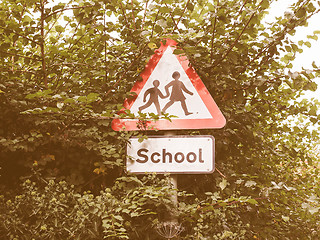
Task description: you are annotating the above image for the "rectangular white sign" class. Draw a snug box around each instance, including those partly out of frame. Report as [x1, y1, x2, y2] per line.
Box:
[127, 135, 215, 174]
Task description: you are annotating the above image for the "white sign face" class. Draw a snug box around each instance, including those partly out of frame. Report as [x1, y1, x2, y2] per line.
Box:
[127, 135, 215, 174]
[130, 47, 212, 119]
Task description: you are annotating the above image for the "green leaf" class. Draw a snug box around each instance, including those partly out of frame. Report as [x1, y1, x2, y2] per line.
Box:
[23, 15, 32, 24]
[187, 2, 194, 11]
[308, 105, 318, 116]
[219, 179, 228, 191]
[282, 215, 290, 222]
[303, 82, 317, 91]
[245, 180, 257, 187]
[247, 199, 258, 205]
[64, 98, 75, 104]
[305, 41, 312, 48]
[173, 49, 184, 55]
[57, 102, 64, 109]
[55, 25, 64, 33]
[285, 45, 291, 52]
[308, 206, 319, 214]
[98, 120, 109, 127]
[159, 7, 171, 13]
[113, 215, 123, 221]
[295, 7, 306, 18]
[261, 0, 270, 9]
[87, 93, 99, 102]
[147, 42, 157, 49]
[307, 35, 318, 41]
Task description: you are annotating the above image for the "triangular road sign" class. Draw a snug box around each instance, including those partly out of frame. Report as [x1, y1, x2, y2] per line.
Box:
[112, 39, 226, 131]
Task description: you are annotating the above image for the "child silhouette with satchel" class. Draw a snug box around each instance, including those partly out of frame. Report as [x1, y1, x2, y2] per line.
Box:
[138, 80, 166, 115]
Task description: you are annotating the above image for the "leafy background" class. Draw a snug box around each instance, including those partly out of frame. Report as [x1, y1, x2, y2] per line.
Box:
[0, 0, 319, 239]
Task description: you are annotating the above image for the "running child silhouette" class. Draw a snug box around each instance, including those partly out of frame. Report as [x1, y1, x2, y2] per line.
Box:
[162, 71, 193, 116]
[138, 80, 166, 115]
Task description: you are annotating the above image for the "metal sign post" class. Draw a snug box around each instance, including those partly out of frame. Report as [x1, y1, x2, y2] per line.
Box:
[164, 131, 178, 225]
[156, 131, 181, 240]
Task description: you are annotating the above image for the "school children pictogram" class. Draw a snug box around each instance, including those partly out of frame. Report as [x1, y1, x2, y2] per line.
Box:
[111, 39, 226, 131]
[138, 72, 194, 116]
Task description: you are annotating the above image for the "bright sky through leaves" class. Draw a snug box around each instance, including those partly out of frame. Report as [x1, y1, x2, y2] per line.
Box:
[266, 0, 320, 99]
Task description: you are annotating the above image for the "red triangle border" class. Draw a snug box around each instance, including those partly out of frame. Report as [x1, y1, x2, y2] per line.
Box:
[112, 39, 226, 131]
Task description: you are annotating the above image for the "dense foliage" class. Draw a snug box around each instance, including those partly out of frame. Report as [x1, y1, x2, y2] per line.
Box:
[0, 0, 319, 239]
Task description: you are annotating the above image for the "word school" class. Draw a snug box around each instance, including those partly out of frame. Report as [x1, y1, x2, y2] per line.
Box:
[136, 148, 205, 164]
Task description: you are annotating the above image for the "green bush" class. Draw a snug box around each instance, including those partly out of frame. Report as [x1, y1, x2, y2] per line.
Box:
[0, 175, 176, 240]
[1, 174, 319, 239]
[1, 0, 320, 238]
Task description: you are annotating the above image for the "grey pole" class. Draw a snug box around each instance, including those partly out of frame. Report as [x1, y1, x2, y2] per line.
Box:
[164, 131, 178, 222]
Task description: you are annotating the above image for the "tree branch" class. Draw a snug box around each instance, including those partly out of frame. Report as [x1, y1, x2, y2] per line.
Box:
[44, 5, 95, 20]
[239, 0, 249, 15]
[210, 0, 219, 61]
[0, 68, 36, 74]
[40, 0, 48, 88]
[151, 0, 163, 38]
[81, 34, 106, 62]
[213, 0, 264, 67]
[119, 1, 130, 29]
[11, 2, 27, 72]
[171, 0, 190, 33]
[198, 197, 267, 212]
[0, 26, 40, 46]
[104, 44, 147, 98]
[45, 8, 66, 38]
[217, 12, 255, 65]
[104, 4, 108, 82]
[215, 167, 226, 178]
[165, 4, 180, 33]
[48, 14, 91, 74]
[0, 50, 41, 61]
[131, 0, 136, 30]
[221, 0, 249, 46]
[141, 0, 150, 30]
[67, 13, 87, 51]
